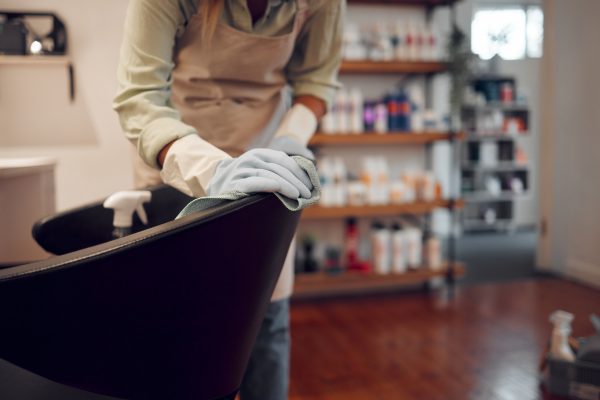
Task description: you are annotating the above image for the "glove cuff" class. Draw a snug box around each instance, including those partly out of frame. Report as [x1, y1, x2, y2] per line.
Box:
[160, 134, 231, 197]
[273, 103, 318, 146]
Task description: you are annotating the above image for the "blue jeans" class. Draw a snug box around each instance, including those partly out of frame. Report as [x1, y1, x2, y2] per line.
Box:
[239, 299, 290, 400]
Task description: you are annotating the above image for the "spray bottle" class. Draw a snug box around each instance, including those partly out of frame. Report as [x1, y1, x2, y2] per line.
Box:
[103, 190, 152, 238]
[549, 310, 576, 362]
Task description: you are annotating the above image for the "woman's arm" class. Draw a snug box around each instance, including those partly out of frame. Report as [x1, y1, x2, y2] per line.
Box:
[286, 0, 345, 114]
[114, 0, 205, 169]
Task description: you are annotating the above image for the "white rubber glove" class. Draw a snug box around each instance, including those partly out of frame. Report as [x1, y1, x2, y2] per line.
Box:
[206, 148, 314, 199]
[160, 134, 232, 197]
[270, 103, 318, 161]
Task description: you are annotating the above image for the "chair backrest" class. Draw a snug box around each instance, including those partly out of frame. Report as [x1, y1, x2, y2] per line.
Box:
[0, 192, 301, 400]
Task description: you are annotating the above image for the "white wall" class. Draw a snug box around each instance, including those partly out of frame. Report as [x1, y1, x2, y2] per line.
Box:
[0, 0, 133, 211]
[538, 0, 600, 288]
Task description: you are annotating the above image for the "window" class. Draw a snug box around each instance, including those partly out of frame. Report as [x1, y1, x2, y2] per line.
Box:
[471, 5, 544, 60]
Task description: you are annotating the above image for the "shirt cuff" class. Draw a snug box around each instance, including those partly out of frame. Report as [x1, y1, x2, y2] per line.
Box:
[137, 117, 198, 169]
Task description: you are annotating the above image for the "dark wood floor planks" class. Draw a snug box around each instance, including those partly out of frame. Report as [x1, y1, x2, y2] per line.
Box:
[289, 277, 600, 400]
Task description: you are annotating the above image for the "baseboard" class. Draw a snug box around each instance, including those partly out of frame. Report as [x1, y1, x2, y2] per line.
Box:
[565, 258, 600, 289]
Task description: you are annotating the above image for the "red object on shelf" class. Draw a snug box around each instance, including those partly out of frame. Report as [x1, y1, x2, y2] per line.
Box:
[344, 218, 360, 270]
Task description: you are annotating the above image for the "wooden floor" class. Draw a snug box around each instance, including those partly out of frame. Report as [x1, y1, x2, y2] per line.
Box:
[289, 277, 600, 400]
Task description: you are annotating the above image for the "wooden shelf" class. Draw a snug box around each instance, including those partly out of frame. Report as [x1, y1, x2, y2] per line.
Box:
[340, 60, 448, 74]
[293, 262, 465, 299]
[301, 199, 464, 220]
[309, 132, 464, 146]
[348, 0, 458, 7]
[0, 55, 70, 66]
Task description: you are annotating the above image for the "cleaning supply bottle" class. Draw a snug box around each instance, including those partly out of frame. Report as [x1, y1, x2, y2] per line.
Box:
[549, 310, 576, 362]
[371, 221, 391, 275]
[345, 217, 360, 270]
[423, 227, 442, 271]
[103, 190, 152, 238]
[391, 223, 407, 274]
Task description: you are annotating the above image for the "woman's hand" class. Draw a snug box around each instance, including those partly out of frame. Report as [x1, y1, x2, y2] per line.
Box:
[206, 148, 313, 199]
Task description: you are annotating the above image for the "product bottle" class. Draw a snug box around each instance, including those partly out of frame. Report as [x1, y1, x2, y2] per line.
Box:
[375, 157, 390, 205]
[423, 227, 442, 270]
[374, 102, 388, 134]
[334, 90, 349, 133]
[393, 21, 406, 60]
[103, 190, 152, 238]
[405, 224, 423, 269]
[405, 21, 417, 61]
[318, 157, 335, 207]
[363, 100, 376, 132]
[549, 310, 576, 362]
[361, 157, 377, 205]
[391, 223, 407, 274]
[397, 91, 411, 132]
[345, 218, 360, 270]
[408, 85, 425, 132]
[386, 92, 400, 132]
[333, 157, 348, 206]
[320, 110, 337, 134]
[349, 88, 364, 134]
[371, 221, 391, 275]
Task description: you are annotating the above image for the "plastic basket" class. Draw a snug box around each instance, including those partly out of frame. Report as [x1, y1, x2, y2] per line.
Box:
[547, 357, 600, 400]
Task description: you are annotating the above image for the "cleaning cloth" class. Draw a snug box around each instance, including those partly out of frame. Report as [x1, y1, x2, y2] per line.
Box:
[176, 156, 321, 218]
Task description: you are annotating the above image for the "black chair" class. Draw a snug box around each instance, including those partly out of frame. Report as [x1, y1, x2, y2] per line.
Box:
[0, 186, 301, 400]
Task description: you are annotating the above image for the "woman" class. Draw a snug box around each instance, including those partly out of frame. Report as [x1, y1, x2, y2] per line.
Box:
[113, 0, 344, 398]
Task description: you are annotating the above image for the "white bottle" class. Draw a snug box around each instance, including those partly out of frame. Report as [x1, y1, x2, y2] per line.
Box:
[423, 229, 442, 270]
[408, 85, 425, 132]
[405, 225, 423, 269]
[391, 223, 407, 274]
[103, 190, 152, 238]
[334, 90, 349, 133]
[318, 157, 336, 207]
[333, 157, 348, 207]
[320, 111, 337, 134]
[349, 88, 364, 134]
[393, 21, 406, 60]
[374, 103, 388, 134]
[549, 310, 576, 362]
[361, 157, 378, 205]
[406, 21, 418, 61]
[371, 222, 391, 275]
[375, 157, 390, 205]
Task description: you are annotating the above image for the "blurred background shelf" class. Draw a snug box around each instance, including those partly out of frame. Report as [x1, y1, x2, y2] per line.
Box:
[293, 262, 466, 300]
[339, 61, 449, 74]
[309, 132, 465, 146]
[302, 199, 464, 220]
[0, 55, 70, 66]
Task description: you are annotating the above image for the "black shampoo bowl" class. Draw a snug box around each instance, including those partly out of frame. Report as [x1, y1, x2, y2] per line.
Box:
[0, 187, 300, 400]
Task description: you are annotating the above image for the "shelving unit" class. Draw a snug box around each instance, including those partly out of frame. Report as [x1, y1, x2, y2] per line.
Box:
[460, 75, 531, 233]
[294, 262, 466, 299]
[340, 61, 448, 75]
[309, 131, 465, 146]
[302, 199, 464, 220]
[0, 55, 70, 66]
[294, 0, 464, 299]
[0, 55, 75, 101]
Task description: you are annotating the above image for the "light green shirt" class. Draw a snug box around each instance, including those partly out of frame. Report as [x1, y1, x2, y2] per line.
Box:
[114, 0, 344, 168]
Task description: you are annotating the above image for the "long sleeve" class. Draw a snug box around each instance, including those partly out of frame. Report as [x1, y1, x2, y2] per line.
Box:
[113, 0, 199, 169]
[285, 0, 345, 110]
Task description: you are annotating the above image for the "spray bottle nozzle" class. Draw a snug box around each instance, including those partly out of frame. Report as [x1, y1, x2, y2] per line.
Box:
[103, 190, 152, 231]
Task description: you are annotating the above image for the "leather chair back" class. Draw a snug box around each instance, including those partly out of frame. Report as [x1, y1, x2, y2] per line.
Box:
[0, 190, 300, 400]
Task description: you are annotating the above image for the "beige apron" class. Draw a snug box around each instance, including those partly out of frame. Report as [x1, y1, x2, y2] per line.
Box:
[132, 0, 309, 301]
